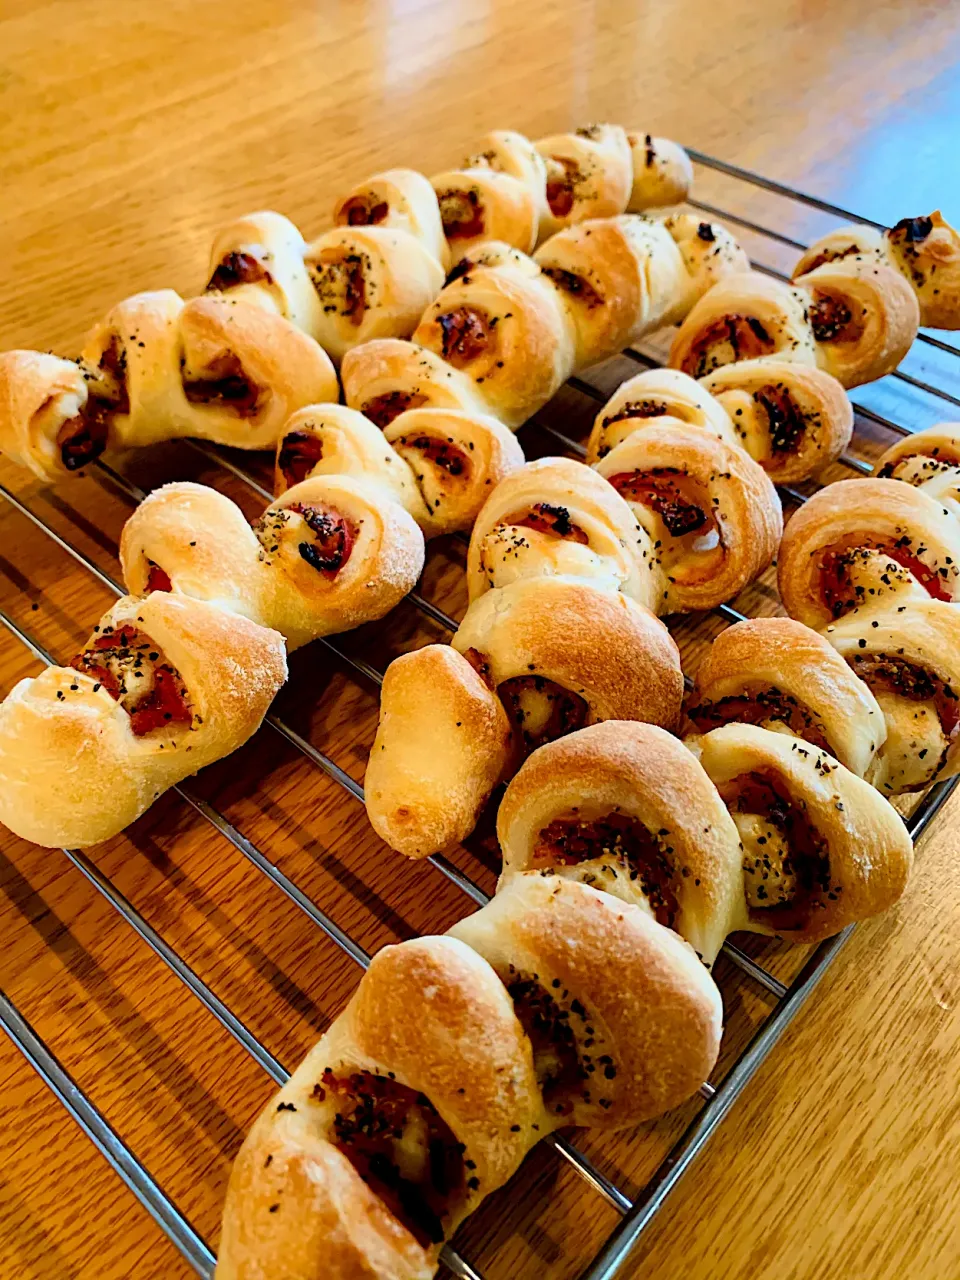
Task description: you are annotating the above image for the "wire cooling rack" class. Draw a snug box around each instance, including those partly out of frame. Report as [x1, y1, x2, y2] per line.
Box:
[1, 150, 959, 1280]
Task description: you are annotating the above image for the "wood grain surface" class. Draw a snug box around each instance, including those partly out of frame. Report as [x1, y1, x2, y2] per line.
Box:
[2, 2, 960, 1277]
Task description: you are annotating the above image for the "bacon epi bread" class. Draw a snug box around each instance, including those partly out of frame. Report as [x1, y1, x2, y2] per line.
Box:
[668, 261, 920, 389]
[792, 211, 960, 330]
[217, 874, 722, 1280]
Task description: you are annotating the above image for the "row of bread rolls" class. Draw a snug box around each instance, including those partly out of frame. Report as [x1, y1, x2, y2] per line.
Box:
[218, 714, 914, 1279]
[0, 469, 429, 848]
[0, 206, 747, 485]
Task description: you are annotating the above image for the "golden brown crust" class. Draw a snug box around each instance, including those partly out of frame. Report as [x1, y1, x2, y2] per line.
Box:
[364, 645, 514, 858]
[824, 597, 960, 795]
[449, 874, 722, 1128]
[625, 134, 694, 210]
[699, 359, 853, 484]
[586, 367, 737, 465]
[0, 593, 286, 848]
[594, 422, 783, 613]
[452, 577, 684, 732]
[660, 215, 751, 313]
[535, 125, 633, 240]
[792, 259, 919, 388]
[206, 210, 325, 339]
[0, 350, 90, 482]
[431, 166, 539, 262]
[875, 423, 960, 521]
[688, 723, 913, 943]
[120, 477, 425, 651]
[497, 721, 746, 965]
[534, 216, 688, 367]
[218, 936, 541, 1279]
[668, 271, 817, 380]
[465, 456, 660, 610]
[687, 616, 885, 778]
[460, 129, 549, 221]
[777, 478, 960, 629]
[341, 338, 487, 426]
[334, 168, 450, 272]
[303, 226, 445, 363]
[412, 248, 574, 429]
[383, 406, 525, 538]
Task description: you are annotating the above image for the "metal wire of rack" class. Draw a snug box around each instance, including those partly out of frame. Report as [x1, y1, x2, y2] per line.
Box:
[1, 150, 958, 1280]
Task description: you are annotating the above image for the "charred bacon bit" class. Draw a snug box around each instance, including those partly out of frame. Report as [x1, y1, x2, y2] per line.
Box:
[207, 251, 273, 292]
[497, 675, 588, 754]
[680, 314, 774, 378]
[850, 654, 960, 742]
[507, 975, 585, 1116]
[545, 157, 580, 218]
[338, 195, 390, 227]
[809, 292, 855, 344]
[362, 391, 427, 430]
[608, 467, 709, 538]
[643, 133, 656, 167]
[539, 267, 604, 309]
[697, 222, 716, 242]
[688, 689, 831, 753]
[182, 353, 261, 417]
[70, 624, 193, 737]
[288, 503, 356, 578]
[278, 430, 325, 487]
[401, 435, 469, 478]
[56, 400, 112, 471]
[321, 1069, 465, 1249]
[145, 562, 173, 593]
[532, 812, 680, 928]
[755, 384, 808, 455]
[436, 307, 492, 366]
[510, 503, 589, 543]
[720, 770, 835, 929]
[818, 536, 953, 618]
[436, 188, 486, 241]
[315, 249, 367, 325]
[461, 647, 495, 691]
[891, 215, 934, 245]
[801, 243, 864, 275]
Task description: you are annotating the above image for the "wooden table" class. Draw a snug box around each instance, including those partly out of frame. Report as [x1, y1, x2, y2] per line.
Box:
[2, 2, 960, 1277]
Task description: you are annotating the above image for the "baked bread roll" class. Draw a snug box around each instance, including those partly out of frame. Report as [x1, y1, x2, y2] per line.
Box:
[876, 423, 960, 521]
[452, 576, 683, 751]
[823, 597, 960, 795]
[669, 271, 818, 380]
[0, 592, 286, 848]
[412, 243, 575, 428]
[120, 476, 425, 650]
[593, 422, 782, 613]
[688, 722, 913, 943]
[686, 616, 885, 778]
[333, 168, 450, 271]
[670, 261, 919, 389]
[626, 133, 694, 210]
[700, 359, 853, 484]
[217, 935, 542, 1280]
[340, 338, 488, 428]
[366, 576, 683, 857]
[497, 721, 745, 966]
[449, 873, 723, 1128]
[533, 216, 690, 368]
[206, 211, 326, 338]
[465, 457, 660, 611]
[535, 124, 633, 241]
[793, 212, 960, 330]
[274, 403, 525, 539]
[431, 130, 545, 264]
[793, 258, 919, 387]
[0, 292, 339, 482]
[365, 644, 514, 859]
[303, 226, 445, 363]
[586, 367, 738, 464]
[661, 214, 752, 310]
[777, 478, 960, 629]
